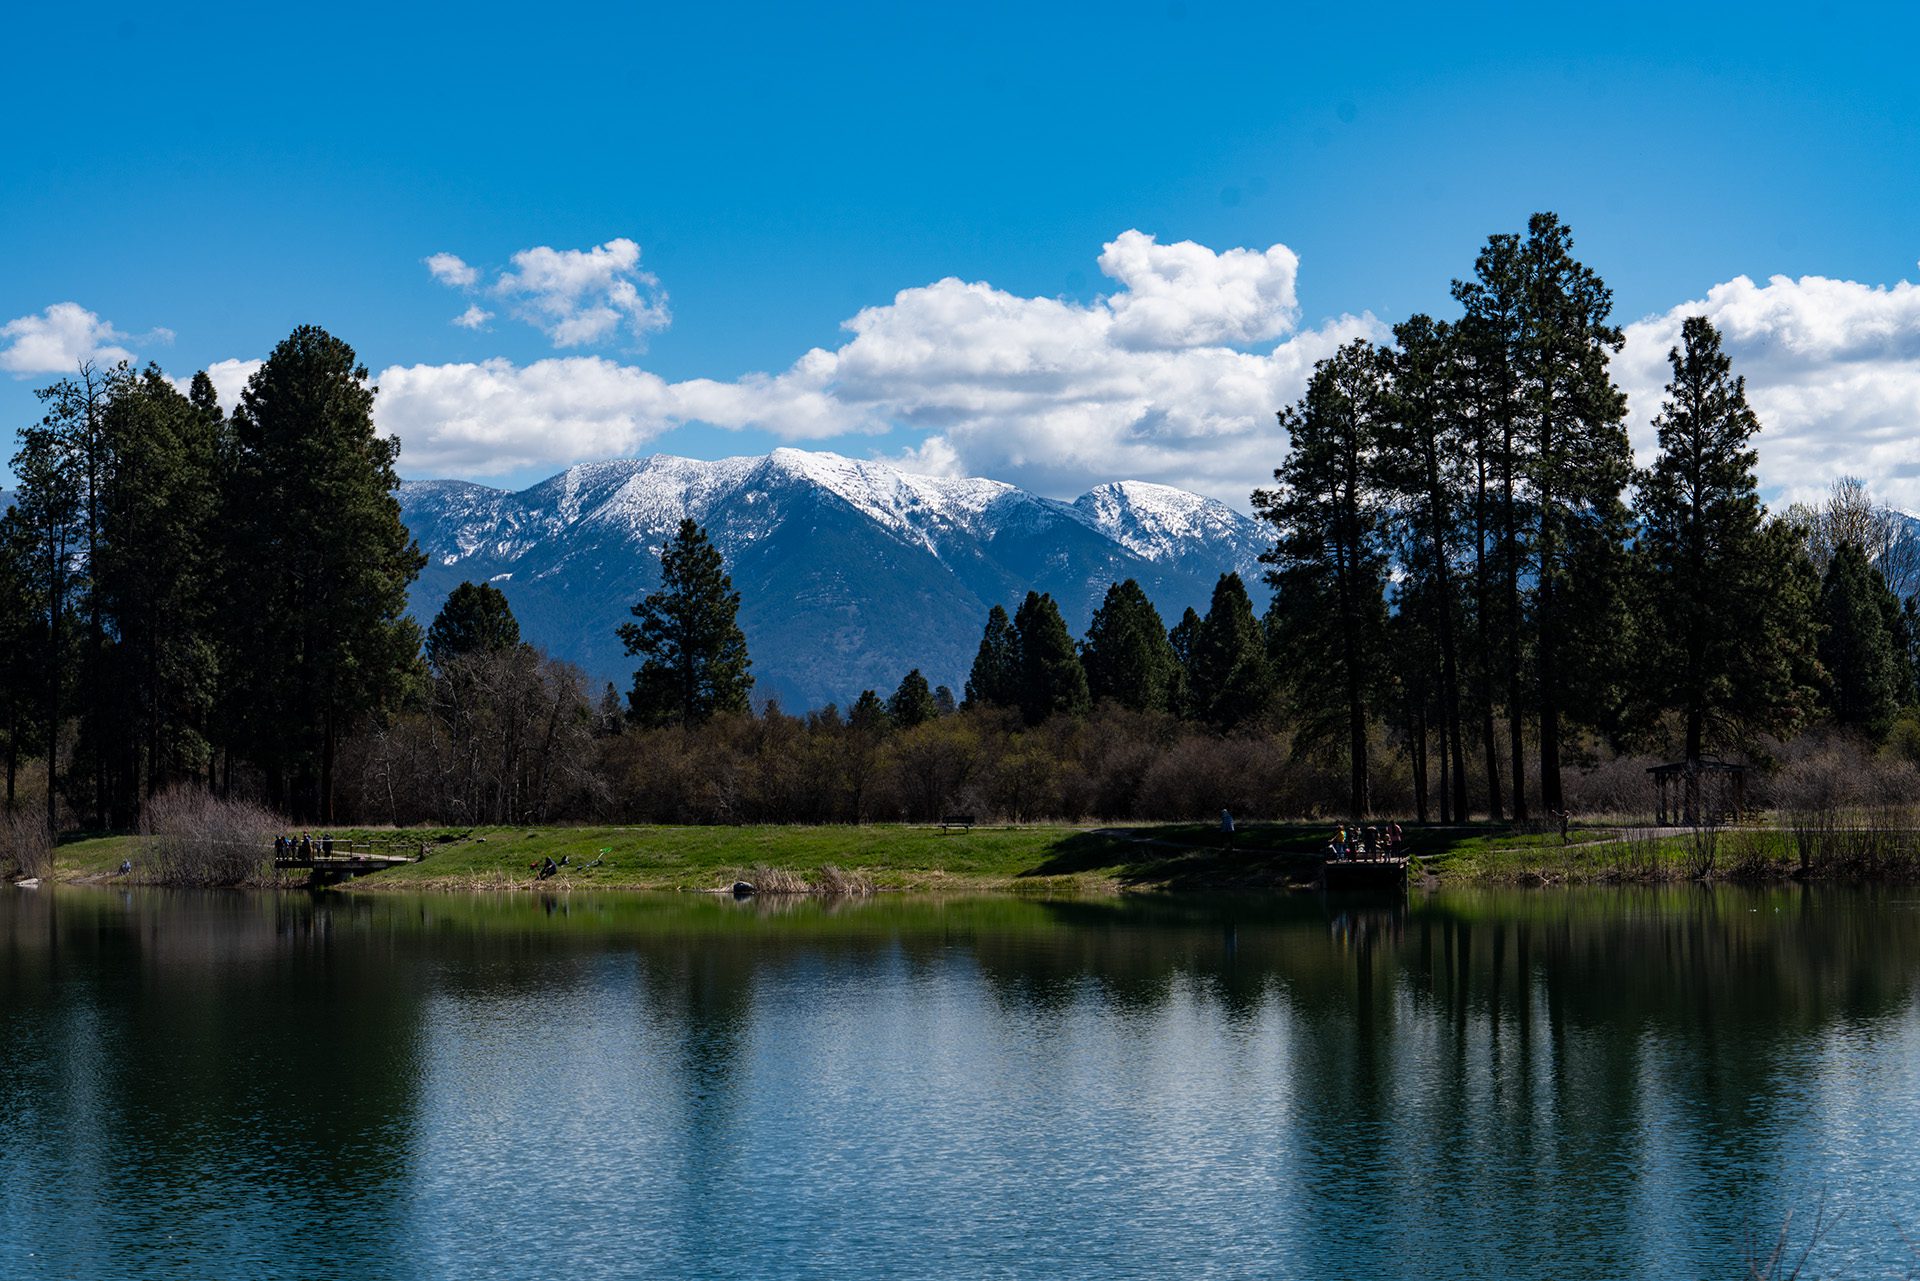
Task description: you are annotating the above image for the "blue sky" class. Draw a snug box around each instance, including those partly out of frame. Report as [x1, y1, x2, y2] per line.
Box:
[5, 1, 1919, 505]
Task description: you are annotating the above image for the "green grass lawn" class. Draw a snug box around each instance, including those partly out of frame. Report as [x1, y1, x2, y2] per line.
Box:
[44, 820, 1817, 892]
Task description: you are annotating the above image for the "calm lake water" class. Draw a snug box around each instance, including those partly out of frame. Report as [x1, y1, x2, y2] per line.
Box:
[5, 885, 1920, 1279]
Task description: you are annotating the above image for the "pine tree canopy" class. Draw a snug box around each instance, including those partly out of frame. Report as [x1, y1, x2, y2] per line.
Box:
[619, 518, 754, 727]
[427, 581, 523, 669]
[888, 669, 939, 727]
[1013, 590, 1090, 725]
[1636, 315, 1815, 757]
[223, 325, 425, 820]
[1819, 542, 1908, 738]
[1081, 579, 1176, 713]
[1189, 572, 1273, 731]
[964, 604, 1020, 708]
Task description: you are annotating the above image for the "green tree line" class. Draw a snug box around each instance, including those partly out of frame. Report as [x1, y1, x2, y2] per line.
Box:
[8, 214, 1920, 836]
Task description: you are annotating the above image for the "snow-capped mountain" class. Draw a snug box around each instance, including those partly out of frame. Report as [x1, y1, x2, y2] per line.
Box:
[399, 448, 1270, 710]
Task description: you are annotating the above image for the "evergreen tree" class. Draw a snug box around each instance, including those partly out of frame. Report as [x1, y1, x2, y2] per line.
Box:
[932, 685, 957, 716]
[963, 604, 1020, 708]
[1257, 341, 1391, 814]
[849, 688, 892, 732]
[0, 526, 44, 811]
[1637, 316, 1816, 757]
[221, 326, 426, 819]
[1453, 213, 1633, 813]
[1081, 579, 1177, 712]
[1168, 607, 1202, 719]
[427, 581, 522, 669]
[1819, 542, 1907, 737]
[619, 517, 753, 726]
[1382, 314, 1470, 819]
[92, 365, 222, 818]
[1188, 572, 1273, 731]
[888, 669, 939, 727]
[6, 387, 86, 838]
[1012, 591, 1090, 725]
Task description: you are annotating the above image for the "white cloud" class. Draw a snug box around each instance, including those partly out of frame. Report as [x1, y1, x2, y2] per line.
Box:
[1098, 230, 1300, 349]
[375, 230, 1380, 499]
[1619, 268, 1920, 509]
[424, 253, 478, 288]
[426, 238, 671, 349]
[0, 303, 172, 376]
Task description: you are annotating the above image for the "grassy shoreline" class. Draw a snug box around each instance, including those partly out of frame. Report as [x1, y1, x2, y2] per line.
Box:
[37, 819, 1918, 894]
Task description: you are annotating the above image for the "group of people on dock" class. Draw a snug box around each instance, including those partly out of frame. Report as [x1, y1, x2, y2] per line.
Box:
[273, 833, 334, 859]
[1327, 823, 1403, 861]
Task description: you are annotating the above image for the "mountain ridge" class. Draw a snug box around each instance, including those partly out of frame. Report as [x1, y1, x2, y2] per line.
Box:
[399, 449, 1271, 710]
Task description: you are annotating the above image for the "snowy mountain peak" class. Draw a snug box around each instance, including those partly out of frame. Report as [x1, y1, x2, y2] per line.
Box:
[1070, 479, 1255, 564]
[397, 450, 1270, 708]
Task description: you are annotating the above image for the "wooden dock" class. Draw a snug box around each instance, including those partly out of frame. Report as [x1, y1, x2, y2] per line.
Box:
[1320, 856, 1409, 894]
[274, 842, 412, 882]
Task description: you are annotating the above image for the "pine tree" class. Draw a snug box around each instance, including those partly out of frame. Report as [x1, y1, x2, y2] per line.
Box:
[6, 389, 86, 838]
[0, 527, 44, 811]
[619, 518, 753, 726]
[932, 685, 957, 716]
[1188, 573, 1273, 731]
[1637, 316, 1816, 758]
[1258, 341, 1391, 814]
[849, 688, 892, 732]
[1819, 542, 1907, 737]
[1454, 213, 1633, 813]
[1081, 579, 1177, 712]
[1382, 314, 1471, 819]
[888, 669, 939, 728]
[1168, 607, 1201, 719]
[963, 604, 1020, 708]
[92, 364, 222, 818]
[427, 581, 522, 669]
[1012, 591, 1090, 725]
[221, 325, 426, 819]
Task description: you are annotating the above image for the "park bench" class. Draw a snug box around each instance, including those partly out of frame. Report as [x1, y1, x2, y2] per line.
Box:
[939, 814, 976, 832]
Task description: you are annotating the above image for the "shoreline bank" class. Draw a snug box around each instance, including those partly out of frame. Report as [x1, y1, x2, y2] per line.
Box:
[28, 820, 1920, 895]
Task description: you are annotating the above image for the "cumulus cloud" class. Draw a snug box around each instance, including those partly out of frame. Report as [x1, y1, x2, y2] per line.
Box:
[374, 230, 1381, 498]
[424, 252, 479, 288]
[0, 303, 172, 376]
[1619, 268, 1920, 509]
[1098, 230, 1300, 349]
[427, 238, 670, 348]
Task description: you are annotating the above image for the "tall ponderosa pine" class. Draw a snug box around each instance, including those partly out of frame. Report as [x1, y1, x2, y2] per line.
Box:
[1637, 317, 1817, 758]
[1258, 340, 1391, 816]
[619, 518, 754, 726]
[1081, 579, 1177, 713]
[888, 669, 939, 727]
[6, 382, 88, 838]
[1012, 591, 1089, 725]
[964, 604, 1020, 708]
[0, 524, 45, 811]
[1382, 314, 1471, 820]
[93, 365, 222, 817]
[1168, 607, 1201, 719]
[1453, 212, 1633, 813]
[1188, 572, 1272, 731]
[222, 326, 426, 820]
[1818, 542, 1909, 737]
[428, 581, 522, 669]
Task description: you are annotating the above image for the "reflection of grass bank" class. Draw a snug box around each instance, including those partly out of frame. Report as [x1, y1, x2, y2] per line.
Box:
[44, 819, 1920, 892]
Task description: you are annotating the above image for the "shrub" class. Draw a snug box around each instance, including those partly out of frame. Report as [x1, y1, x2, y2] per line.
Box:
[139, 786, 286, 887]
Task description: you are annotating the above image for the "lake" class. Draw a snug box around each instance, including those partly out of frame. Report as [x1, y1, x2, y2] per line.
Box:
[4, 885, 1919, 1279]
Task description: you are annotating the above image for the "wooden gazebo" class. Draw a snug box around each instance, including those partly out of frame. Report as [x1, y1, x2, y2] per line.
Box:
[1647, 759, 1747, 826]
